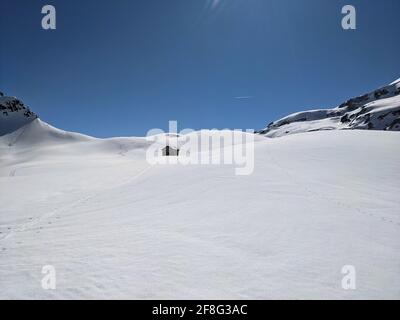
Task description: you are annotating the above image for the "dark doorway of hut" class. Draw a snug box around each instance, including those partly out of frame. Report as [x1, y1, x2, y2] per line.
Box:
[162, 145, 179, 156]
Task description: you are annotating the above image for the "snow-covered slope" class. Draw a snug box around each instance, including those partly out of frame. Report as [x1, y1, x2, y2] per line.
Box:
[0, 88, 399, 299]
[0, 94, 37, 136]
[0, 122, 399, 299]
[3, 119, 93, 147]
[260, 79, 400, 137]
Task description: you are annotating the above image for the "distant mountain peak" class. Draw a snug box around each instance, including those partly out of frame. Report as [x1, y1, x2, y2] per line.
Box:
[259, 78, 400, 137]
[0, 93, 38, 136]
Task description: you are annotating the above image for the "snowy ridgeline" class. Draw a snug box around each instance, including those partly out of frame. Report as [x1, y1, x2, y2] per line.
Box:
[259, 78, 400, 138]
[1, 78, 400, 139]
[0, 95, 37, 136]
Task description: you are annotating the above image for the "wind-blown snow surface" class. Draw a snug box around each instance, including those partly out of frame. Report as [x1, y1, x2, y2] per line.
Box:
[0, 120, 399, 299]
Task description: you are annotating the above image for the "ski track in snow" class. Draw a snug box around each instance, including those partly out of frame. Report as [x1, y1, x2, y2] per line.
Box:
[9, 169, 16, 177]
[0, 164, 154, 243]
[266, 151, 400, 228]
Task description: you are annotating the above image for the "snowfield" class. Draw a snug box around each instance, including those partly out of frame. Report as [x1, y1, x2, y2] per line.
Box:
[0, 119, 399, 299]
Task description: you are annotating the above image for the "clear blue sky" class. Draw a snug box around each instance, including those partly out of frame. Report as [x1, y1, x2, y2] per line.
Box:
[0, 0, 399, 137]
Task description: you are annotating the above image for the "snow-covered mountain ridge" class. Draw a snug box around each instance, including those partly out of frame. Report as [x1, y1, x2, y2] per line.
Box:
[259, 78, 400, 138]
[0, 93, 37, 136]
